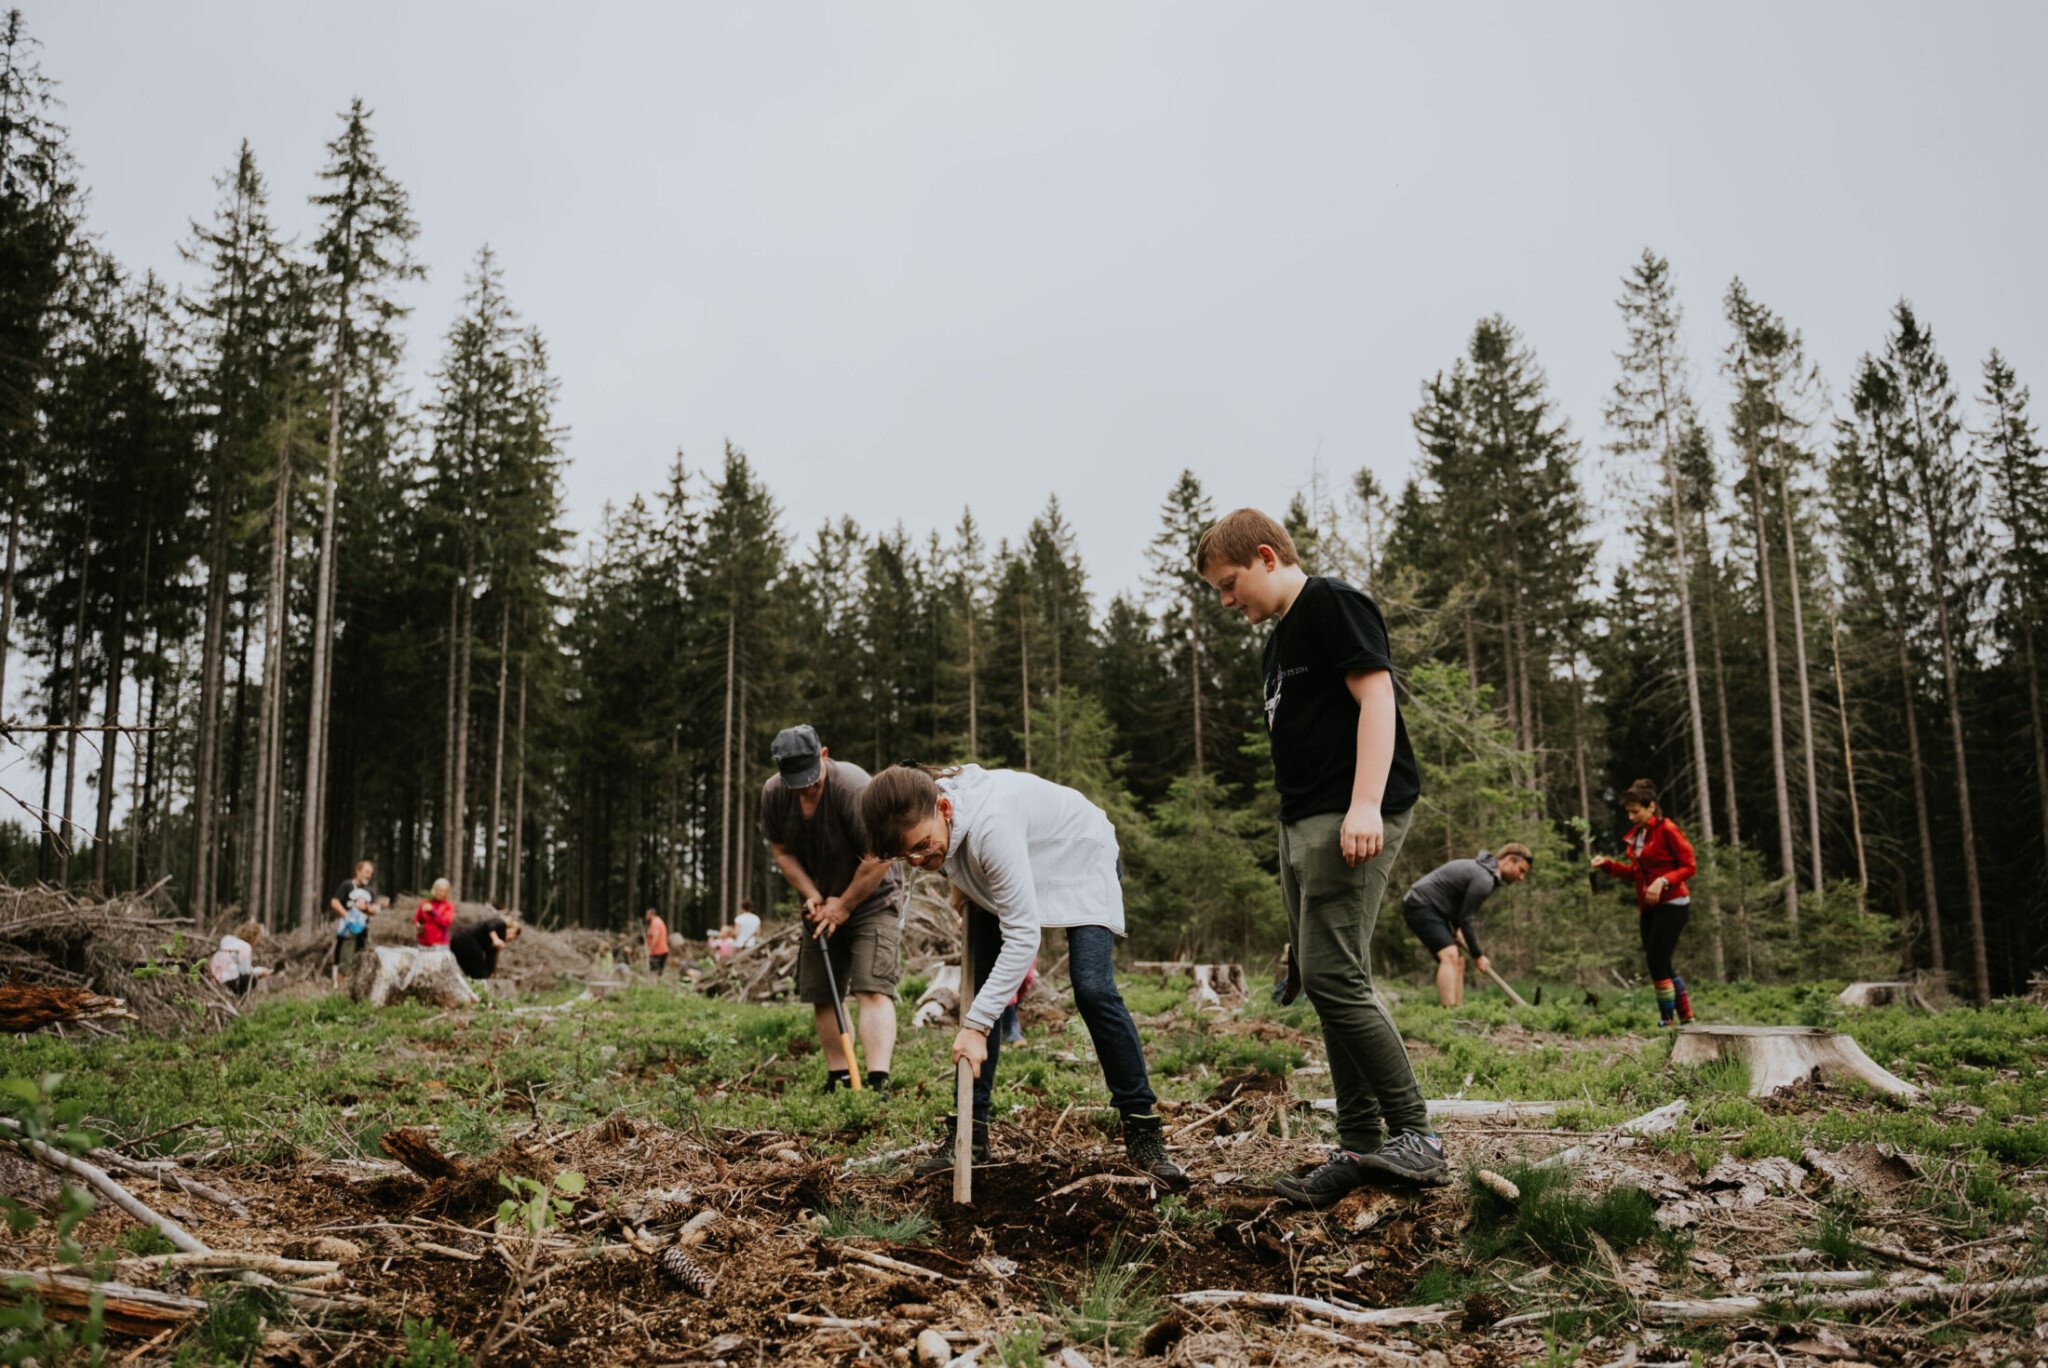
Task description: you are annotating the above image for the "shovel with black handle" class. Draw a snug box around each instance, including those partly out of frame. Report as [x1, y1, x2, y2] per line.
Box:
[814, 922, 862, 1090]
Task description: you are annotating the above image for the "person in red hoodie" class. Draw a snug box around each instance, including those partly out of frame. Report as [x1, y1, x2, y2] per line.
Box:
[414, 878, 456, 949]
[1592, 779, 1697, 1026]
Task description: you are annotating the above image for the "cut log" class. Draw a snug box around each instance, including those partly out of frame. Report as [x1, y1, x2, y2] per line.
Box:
[0, 981, 137, 1033]
[0, 1268, 206, 1335]
[1536, 1099, 1688, 1170]
[1835, 981, 1933, 1011]
[912, 963, 961, 1029]
[350, 945, 477, 1008]
[1668, 1025, 1923, 1101]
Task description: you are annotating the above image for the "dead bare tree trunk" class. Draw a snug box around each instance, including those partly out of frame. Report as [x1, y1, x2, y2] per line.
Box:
[1018, 593, 1031, 771]
[92, 583, 129, 890]
[508, 656, 527, 918]
[718, 609, 734, 922]
[190, 489, 230, 918]
[737, 664, 750, 911]
[0, 507, 17, 714]
[449, 565, 473, 900]
[1777, 463, 1826, 905]
[298, 401, 345, 927]
[1829, 615, 1869, 893]
[1923, 554, 1989, 1002]
[58, 512, 91, 887]
[1188, 588, 1204, 775]
[1895, 635, 1944, 973]
[1744, 445, 1800, 933]
[440, 576, 459, 881]
[2029, 627, 2048, 882]
[485, 601, 509, 904]
[964, 587, 978, 757]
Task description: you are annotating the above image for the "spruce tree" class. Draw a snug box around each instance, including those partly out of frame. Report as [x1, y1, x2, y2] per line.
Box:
[297, 98, 421, 926]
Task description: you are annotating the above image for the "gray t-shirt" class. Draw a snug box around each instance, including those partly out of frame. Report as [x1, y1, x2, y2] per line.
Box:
[758, 759, 901, 919]
[1403, 851, 1500, 959]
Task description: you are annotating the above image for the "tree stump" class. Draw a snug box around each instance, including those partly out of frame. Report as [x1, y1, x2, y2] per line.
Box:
[1835, 981, 1934, 1011]
[1669, 1024, 1923, 1101]
[350, 946, 477, 1009]
[1190, 964, 1248, 1011]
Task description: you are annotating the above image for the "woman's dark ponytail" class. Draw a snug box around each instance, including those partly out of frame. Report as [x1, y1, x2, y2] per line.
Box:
[860, 761, 959, 857]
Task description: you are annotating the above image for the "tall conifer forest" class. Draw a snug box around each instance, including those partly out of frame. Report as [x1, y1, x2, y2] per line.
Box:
[3, 15, 2044, 999]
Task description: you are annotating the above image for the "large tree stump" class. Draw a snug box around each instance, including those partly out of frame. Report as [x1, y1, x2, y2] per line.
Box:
[350, 946, 477, 1008]
[1669, 1024, 1923, 1101]
[1835, 981, 1934, 1011]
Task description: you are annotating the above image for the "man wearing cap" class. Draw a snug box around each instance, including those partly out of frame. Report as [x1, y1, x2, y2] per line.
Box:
[1399, 843, 1533, 1007]
[759, 725, 903, 1091]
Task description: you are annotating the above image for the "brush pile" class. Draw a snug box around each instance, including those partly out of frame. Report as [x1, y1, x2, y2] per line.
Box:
[263, 900, 621, 996]
[697, 871, 964, 1003]
[0, 880, 237, 1033]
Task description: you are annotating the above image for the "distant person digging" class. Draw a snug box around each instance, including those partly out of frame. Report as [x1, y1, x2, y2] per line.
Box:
[451, 914, 522, 983]
[644, 907, 670, 976]
[1400, 844, 1533, 1007]
[414, 879, 456, 948]
[209, 921, 272, 998]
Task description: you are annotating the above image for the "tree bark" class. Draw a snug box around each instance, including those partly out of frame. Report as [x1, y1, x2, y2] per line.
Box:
[91, 582, 127, 890]
[1018, 592, 1031, 771]
[1895, 634, 1944, 973]
[1189, 588, 1204, 775]
[2029, 627, 2048, 885]
[965, 585, 978, 757]
[1829, 616, 1869, 893]
[37, 617, 62, 880]
[298, 268, 355, 930]
[509, 654, 527, 917]
[58, 511, 90, 886]
[718, 609, 735, 922]
[449, 564, 473, 899]
[1922, 552, 1989, 1002]
[1744, 443, 1799, 932]
[190, 486, 231, 917]
[0, 508, 17, 716]
[485, 601, 509, 904]
[1776, 461, 1826, 905]
[440, 576, 459, 881]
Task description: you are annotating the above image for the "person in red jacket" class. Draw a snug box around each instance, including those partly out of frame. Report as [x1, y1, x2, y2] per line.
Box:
[1592, 778, 1697, 1026]
[414, 878, 456, 949]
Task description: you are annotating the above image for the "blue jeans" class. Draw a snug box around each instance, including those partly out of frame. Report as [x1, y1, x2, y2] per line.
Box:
[966, 903, 1156, 1122]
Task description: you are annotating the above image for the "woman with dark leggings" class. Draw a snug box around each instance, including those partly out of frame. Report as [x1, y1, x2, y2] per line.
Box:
[1593, 778, 1698, 1026]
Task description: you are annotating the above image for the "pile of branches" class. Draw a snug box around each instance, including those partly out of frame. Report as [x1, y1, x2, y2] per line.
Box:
[697, 871, 965, 1004]
[263, 903, 621, 997]
[0, 880, 238, 1034]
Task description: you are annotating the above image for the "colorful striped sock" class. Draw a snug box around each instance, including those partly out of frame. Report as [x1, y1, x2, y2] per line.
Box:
[1654, 978, 1676, 1024]
[1673, 976, 1693, 1023]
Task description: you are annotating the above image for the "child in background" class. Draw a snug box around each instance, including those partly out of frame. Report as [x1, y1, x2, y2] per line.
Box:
[209, 921, 271, 997]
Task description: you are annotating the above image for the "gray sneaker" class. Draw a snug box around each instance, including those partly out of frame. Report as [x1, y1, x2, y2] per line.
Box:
[1354, 1129, 1449, 1186]
[1273, 1150, 1372, 1207]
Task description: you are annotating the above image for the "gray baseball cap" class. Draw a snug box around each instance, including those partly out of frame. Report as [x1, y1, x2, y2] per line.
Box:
[770, 725, 824, 787]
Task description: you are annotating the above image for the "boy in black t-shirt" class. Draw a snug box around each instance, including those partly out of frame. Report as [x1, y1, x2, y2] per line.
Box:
[1197, 508, 1446, 1203]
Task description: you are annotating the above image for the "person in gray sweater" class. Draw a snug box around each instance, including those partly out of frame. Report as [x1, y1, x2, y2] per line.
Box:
[1400, 843, 1532, 1006]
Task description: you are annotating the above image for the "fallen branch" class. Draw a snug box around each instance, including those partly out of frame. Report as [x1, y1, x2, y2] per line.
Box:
[1642, 1274, 2048, 1325]
[1173, 1290, 1455, 1328]
[97, 1252, 336, 1280]
[1, 1118, 208, 1254]
[1043, 1173, 1159, 1200]
[834, 1245, 963, 1286]
[1536, 1099, 1687, 1170]
[1168, 1096, 1245, 1141]
[0, 1268, 206, 1336]
[789, 1313, 890, 1330]
[88, 1147, 249, 1218]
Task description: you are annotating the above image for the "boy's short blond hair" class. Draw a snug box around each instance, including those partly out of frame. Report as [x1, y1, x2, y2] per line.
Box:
[1194, 508, 1300, 574]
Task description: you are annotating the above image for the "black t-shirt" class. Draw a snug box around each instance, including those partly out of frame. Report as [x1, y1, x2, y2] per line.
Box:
[1262, 576, 1422, 823]
[332, 879, 375, 934]
[450, 918, 506, 979]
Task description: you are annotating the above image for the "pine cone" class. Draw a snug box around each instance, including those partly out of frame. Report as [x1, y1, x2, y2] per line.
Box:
[658, 1245, 715, 1297]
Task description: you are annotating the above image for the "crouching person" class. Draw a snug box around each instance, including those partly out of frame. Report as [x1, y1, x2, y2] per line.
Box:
[861, 762, 1184, 1185]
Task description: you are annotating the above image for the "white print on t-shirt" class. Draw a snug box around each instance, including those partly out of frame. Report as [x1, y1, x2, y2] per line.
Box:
[1264, 666, 1307, 731]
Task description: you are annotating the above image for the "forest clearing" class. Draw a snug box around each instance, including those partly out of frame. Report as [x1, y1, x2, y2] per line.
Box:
[5, 914, 2047, 1367]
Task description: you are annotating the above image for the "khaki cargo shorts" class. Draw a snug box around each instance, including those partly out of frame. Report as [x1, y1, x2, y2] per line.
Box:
[795, 905, 901, 1003]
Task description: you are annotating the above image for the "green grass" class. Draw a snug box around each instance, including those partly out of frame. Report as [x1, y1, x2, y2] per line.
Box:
[1047, 1230, 1164, 1355]
[1464, 1162, 1659, 1266]
[817, 1199, 933, 1243]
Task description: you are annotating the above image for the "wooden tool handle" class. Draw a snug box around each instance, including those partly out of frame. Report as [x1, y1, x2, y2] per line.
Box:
[844, 1034, 864, 1089]
[1482, 961, 1530, 1008]
[953, 1059, 974, 1203]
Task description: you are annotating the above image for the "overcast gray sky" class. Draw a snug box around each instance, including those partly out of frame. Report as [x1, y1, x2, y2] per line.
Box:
[41, 2, 2048, 598]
